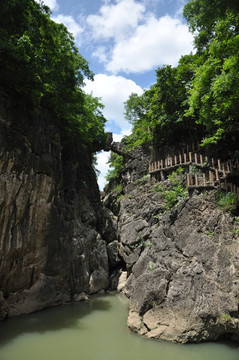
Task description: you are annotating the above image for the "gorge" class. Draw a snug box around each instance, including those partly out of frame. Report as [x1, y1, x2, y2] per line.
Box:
[1, 0, 239, 351]
[1, 96, 239, 345]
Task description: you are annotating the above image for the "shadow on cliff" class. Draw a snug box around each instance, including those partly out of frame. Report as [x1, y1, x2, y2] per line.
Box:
[0, 295, 112, 348]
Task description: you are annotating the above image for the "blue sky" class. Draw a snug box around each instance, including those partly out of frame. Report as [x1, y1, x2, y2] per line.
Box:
[38, 0, 194, 189]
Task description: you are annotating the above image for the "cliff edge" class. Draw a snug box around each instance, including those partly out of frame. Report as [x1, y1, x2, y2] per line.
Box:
[0, 93, 116, 319]
[104, 148, 239, 343]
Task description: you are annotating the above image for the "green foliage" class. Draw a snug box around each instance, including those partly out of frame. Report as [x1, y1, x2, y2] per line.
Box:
[205, 230, 214, 237]
[106, 152, 125, 182]
[112, 184, 123, 193]
[107, 0, 239, 183]
[0, 0, 106, 150]
[183, 0, 239, 50]
[129, 236, 145, 250]
[220, 313, 233, 326]
[123, 56, 204, 152]
[232, 228, 239, 236]
[117, 0, 239, 162]
[184, 1, 239, 155]
[153, 168, 188, 213]
[149, 261, 155, 271]
[216, 192, 238, 213]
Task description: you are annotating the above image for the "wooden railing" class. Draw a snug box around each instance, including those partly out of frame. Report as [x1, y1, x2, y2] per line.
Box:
[149, 152, 237, 175]
[149, 145, 239, 197]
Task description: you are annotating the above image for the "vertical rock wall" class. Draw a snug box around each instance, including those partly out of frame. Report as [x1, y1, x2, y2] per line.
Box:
[0, 94, 116, 319]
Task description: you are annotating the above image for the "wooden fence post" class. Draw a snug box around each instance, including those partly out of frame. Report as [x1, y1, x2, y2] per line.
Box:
[184, 153, 187, 163]
[174, 156, 177, 166]
[203, 173, 206, 186]
[222, 163, 226, 177]
[211, 158, 215, 168]
[195, 174, 198, 186]
[200, 155, 203, 165]
[209, 171, 214, 185]
[194, 153, 197, 164]
[179, 154, 182, 164]
[189, 152, 192, 162]
[218, 175, 221, 188]
[225, 180, 228, 192]
[226, 162, 230, 173]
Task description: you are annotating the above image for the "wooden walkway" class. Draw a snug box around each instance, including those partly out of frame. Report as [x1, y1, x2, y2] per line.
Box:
[149, 146, 239, 198]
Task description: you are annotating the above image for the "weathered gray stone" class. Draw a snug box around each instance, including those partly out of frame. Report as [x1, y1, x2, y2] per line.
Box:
[106, 159, 239, 343]
[107, 241, 121, 267]
[89, 268, 109, 294]
[0, 97, 114, 319]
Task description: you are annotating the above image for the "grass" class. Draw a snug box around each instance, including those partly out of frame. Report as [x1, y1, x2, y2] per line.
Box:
[153, 167, 188, 213]
[216, 191, 238, 213]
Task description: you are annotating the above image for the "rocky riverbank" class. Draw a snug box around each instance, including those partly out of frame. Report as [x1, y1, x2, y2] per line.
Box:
[1, 95, 239, 344]
[103, 151, 239, 343]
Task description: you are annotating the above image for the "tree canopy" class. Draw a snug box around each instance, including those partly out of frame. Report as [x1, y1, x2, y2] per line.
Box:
[0, 0, 106, 150]
[107, 0, 239, 181]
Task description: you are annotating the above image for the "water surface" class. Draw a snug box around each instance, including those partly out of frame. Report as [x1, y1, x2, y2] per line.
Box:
[0, 294, 238, 360]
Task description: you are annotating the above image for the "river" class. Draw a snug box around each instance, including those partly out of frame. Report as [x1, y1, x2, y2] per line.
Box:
[0, 294, 238, 360]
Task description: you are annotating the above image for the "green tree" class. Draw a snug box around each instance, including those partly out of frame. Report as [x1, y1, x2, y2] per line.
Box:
[184, 1, 239, 155]
[123, 56, 203, 151]
[183, 0, 239, 51]
[106, 152, 125, 182]
[0, 0, 106, 150]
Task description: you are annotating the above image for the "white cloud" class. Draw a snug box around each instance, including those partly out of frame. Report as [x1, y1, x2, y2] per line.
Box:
[113, 128, 132, 142]
[84, 74, 143, 131]
[36, 0, 59, 11]
[96, 128, 131, 190]
[85, 74, 142, 191]
[51, 15, 83, 42]
[87, 0, 145, 40]
[96, 151, 110, 190]
[86, 0, 194, 74]
[92, 47, 108, 63]
[106, 15, 194, 73]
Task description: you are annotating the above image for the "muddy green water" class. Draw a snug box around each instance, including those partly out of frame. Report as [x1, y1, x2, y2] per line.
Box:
[0, 294, 238, 360]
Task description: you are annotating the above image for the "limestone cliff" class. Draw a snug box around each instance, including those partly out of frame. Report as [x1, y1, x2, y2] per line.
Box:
[104, 149, 239, 343]
[0, 93, 116, 320]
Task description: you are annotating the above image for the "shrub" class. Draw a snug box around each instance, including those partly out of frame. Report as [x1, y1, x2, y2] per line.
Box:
[216, 192, 238, 213]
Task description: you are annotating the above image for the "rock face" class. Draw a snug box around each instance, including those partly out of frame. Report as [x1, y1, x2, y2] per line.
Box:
[1, 92, 239, 345]
[0, 93, 117, 319]
[104, 164, 239, 343]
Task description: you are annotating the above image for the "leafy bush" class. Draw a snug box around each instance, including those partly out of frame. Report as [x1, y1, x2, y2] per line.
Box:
[106, 153, 125, 182]
[153, 168, 188, 213]
[216, 192, 238, 213]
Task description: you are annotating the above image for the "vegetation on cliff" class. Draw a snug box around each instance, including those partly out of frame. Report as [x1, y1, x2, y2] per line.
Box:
[0, 0, 106, 150]
[107, 0, 239, 181]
